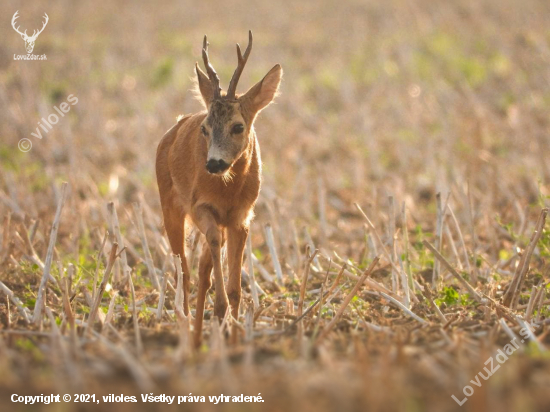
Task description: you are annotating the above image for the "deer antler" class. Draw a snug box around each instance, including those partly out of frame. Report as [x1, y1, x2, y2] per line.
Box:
[226, 31, 253, 100]
[29, 13, 49, 40]
[202, 35, 221, 100]
[11, 11, 27, 38]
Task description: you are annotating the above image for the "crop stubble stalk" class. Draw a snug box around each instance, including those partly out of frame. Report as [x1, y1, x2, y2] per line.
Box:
[503, 208, 548, 309]
[423, 239, 483, 302]
[133, 202, 160, 290]
[317, 256, 380, 343]
[33, 182, 68, 325]
[265, 223, 284, 285]
[87, 243, 119, 334]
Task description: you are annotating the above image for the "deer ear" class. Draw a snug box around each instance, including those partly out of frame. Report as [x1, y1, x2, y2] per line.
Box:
[195, 63, 214, 107]
[241, 64, 282, 114]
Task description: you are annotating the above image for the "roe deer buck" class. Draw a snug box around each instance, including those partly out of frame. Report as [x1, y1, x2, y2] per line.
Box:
[156, 31, 282, 346]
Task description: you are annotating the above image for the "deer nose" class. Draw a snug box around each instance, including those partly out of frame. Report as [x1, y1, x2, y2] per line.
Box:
[206, 159, 230, 174]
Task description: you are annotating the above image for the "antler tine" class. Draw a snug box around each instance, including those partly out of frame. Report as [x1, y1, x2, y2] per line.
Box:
[11, 11, 25, 37]
[11, 10, 19, 26]
[30, 13, 49, 40]
[226, 30, 253, 99]
[201, 35, 221, 99]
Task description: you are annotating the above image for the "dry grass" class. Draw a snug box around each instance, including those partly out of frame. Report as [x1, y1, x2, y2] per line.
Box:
[1, 0, 550, 411]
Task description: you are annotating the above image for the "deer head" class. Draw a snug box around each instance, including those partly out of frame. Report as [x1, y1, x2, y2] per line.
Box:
[12, 11, 49, 54]
[195, 31, 282, 175]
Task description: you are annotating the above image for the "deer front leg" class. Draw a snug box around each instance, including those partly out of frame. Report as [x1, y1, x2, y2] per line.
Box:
[193, 206, 229, 321]
[227, 225, 248, 320]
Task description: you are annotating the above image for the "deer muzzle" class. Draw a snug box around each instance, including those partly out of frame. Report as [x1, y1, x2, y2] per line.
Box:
[205, 158, 230, 174]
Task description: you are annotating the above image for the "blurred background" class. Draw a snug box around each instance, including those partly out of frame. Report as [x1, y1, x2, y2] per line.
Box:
[2, 0, 549, 224]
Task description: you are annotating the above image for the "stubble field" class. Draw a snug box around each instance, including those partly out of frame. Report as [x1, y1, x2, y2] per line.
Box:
[1, 0, 550, 411]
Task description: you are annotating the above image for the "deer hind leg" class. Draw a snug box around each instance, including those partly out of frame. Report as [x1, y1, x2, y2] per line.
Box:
[161, 204, 191, 316]
[227, 225, 248, 320]
[194, 240, 213, 348]
[193, 206, 229, 321]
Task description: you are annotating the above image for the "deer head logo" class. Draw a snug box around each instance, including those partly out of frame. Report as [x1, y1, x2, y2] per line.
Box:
[12, 11, 49, 54]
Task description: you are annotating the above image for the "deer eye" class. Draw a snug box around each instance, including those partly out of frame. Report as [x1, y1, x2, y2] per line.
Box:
[201, 125, 208, 136]
[231, 123, 244, 134]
